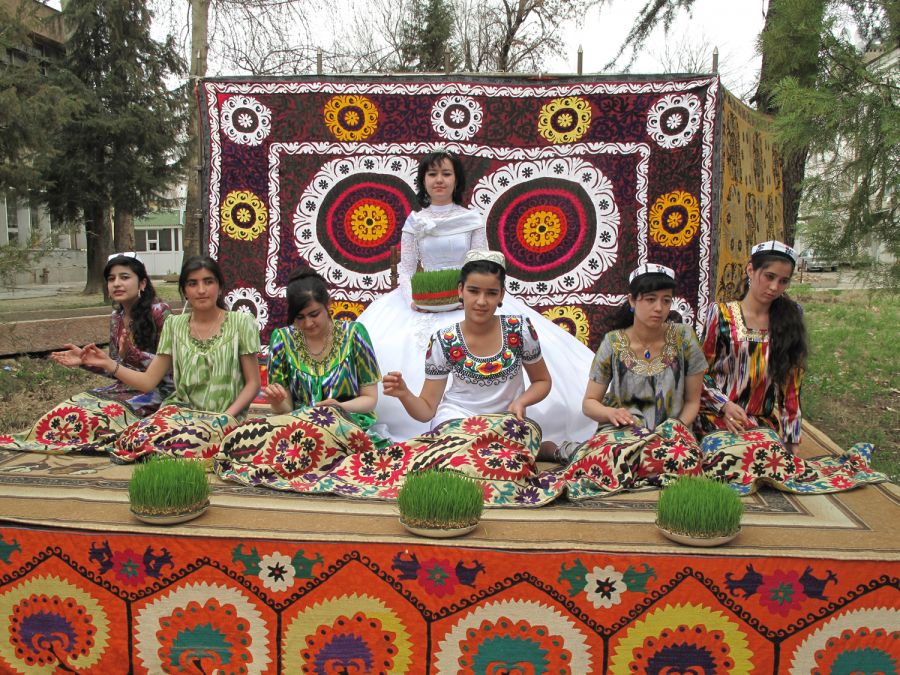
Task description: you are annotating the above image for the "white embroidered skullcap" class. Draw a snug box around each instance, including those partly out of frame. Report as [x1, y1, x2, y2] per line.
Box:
[629, 263, 675, 283]
[751, 240, 797, 262]
[463, 249, 506, 269]
[106, 251, 144, 264]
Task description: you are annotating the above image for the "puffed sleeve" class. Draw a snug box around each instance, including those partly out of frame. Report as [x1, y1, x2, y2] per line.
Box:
[521, 317, 542, 364]
[779, 366, 804, 444]
[398, 213, 419, 304]
[589, 333, 614, 385]
[236, 312, 261, 355]
[267, 328, 290, 388]
[424, 331, 451, 379]
[681, 323, 708, 376]
[349, 322, 381, 386]
[156, 314, 175, 356]
[700, 304, 730, 413]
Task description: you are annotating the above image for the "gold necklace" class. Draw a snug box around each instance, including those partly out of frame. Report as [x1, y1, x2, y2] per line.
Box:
[298, 322, 334, 361]
[628, 331, 661, 360]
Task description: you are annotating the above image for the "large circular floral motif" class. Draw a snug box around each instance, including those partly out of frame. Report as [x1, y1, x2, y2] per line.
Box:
[542, 305, 591, 345]
[609, 602, 754, 674]
[293, 155, 418, 293]
[538, 96, 592, 143]
[789, 607, 899, 672]
[471, 158, 619, 298]
[34, 405, 98, 446]
[646, 92, 703, 149]
[225, 286, 269, 332]
[433, 599, 592, 673]
[323, 95, 379, 141]
[282, 594, 413, 673]
[221, 190, 268, 242]
[649, 190, 701, 247]
[0, 575, 110, 672]
[331, 300, 365, 322]
[220, 95, 272, 146]
[431, 95, 483, 141]
[133, 581, 271, 674]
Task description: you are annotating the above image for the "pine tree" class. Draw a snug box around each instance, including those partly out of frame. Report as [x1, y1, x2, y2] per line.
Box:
[39, 0, 188, 293]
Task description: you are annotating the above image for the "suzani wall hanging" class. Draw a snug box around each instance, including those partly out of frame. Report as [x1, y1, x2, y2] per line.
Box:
[198, 75, 769, 349]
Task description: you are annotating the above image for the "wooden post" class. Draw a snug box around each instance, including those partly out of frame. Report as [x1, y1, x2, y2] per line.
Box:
[317, 48, 323, 75]
[577, 45, 583, 75]
[390, 245, 400, 289]
[712, 47, 719, 73]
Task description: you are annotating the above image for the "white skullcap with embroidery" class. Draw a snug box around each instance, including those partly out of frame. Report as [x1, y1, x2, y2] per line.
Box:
[750, 240, 797, 262]
[629, 263, 675, 283]
[463, 249, 506, 269]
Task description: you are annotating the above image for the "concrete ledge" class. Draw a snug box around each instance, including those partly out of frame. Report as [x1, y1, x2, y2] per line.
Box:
[0, 315, 110, 356]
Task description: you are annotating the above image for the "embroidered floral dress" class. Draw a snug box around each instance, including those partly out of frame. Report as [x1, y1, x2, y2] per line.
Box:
[0, 301, 172, 455]
[358, 203, 596, 445]
[698, 301, 802, 443]
[112, 311, 260, 462]
[695, 301, 885, 495]
[561, 322, 708, 499]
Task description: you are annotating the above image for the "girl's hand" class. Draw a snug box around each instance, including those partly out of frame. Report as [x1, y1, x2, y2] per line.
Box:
[607, 407, 637, 427]
[316, 398, 340, 407]
[507, 400, 526, 421]
[721, 401, 749, 434]
[80, 344, 114, 371]
[262, 384, 289, 407]
[50, 344, 84, 368]
[382, 371, 409, 398]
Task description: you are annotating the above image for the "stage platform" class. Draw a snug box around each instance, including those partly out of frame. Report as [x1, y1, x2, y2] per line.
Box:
[0, 422, 897, 672]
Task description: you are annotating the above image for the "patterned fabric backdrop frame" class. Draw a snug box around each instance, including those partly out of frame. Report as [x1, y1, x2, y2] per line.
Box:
[199, 76, 722, 349]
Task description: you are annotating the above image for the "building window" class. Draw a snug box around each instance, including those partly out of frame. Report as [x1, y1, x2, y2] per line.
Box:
[5, 193, 18, 244]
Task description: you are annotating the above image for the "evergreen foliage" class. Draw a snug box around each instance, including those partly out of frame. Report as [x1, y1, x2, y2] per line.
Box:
[399, 0, 457, 71]
[38, 0, 188, 293]
[398, 470, 484, 529]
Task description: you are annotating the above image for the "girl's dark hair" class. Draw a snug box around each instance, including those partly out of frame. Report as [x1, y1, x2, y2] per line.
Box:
[459, 259, 506, 287]
[608, 272, 678, 330]
[179, 255, 227, 309]
[286, 266, 330, 324]
[740, 252, 808, 385]
[416, 151, 466, 207]
[104, 255, 160, 351]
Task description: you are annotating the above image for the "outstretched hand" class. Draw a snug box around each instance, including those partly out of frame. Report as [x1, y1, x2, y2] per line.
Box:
[80, 344, 113, 371]
[382, 371, 409, 399]
[50, 344, 84, 368]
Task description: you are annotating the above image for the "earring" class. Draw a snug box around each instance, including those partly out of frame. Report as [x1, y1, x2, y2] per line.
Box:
[747, 277, 752, 287]
[458, 297, 464, 306]
[498, 301, 503, 307]
[629, 306, 634, 313]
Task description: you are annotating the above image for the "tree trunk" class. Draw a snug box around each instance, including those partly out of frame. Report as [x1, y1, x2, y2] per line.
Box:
[113, 208, 135, 254]
[183, 0, 210, 259]
[83, 203, 112, 295]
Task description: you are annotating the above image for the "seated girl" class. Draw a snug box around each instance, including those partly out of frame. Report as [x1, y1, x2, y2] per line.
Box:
[215, 267, 390, 491]
[697, 240, 885, 494]
[0, 253, 172, 454]
[332, 249, 566, 506]
[81, 255, 260, 462]
[558, 264, 708, 499]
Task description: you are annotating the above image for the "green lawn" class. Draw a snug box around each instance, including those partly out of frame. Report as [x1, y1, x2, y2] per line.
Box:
[793, 287, 899, 480]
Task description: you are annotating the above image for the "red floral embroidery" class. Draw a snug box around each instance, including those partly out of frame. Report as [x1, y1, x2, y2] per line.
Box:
[448, 346, 466, 362]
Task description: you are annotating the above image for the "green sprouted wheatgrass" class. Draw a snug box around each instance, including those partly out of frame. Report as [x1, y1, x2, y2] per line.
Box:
[656, 476, 743, 537]
[398, 470, 484, 529]
[410, 269, 461, 297]
[128, 455, 210, 515]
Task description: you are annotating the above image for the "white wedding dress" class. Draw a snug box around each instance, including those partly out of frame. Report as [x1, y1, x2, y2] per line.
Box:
[358, 202, 596, 445]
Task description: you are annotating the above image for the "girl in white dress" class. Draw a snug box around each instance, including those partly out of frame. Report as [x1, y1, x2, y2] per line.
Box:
[358, 151, 595, 445]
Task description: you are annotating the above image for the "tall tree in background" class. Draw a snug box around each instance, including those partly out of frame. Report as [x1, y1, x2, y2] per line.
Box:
[40, 0, 187, 294]
[398, 0, 457, 71]
[606, 0, 897, 253]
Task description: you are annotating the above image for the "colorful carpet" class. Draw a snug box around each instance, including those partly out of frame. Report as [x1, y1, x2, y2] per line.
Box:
[198, 75, 741, 350]
[0, 524, 897, 673]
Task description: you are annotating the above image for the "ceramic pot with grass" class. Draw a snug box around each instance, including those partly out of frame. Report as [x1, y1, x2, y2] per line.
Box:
[656, 476, 743, 547]
[129, 455, 210, 525]
[410, 269, 462, 312]
[398, 470, 484, 538]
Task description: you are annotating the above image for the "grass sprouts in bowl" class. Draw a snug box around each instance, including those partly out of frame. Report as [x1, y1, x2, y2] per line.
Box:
[129, 455, 210, 516]
[398, 469, 484, 530]
[657, 475, 743, 538]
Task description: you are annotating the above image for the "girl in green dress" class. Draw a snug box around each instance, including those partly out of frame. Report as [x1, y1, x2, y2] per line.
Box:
[82, 255, 261, 461]
[215, 267, 388, 492]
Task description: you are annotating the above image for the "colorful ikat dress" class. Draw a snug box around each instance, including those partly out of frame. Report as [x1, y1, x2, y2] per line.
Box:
[0, 301, 173, 454]
[561, 322, 708, 499]
[696, 301, 886, 495]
